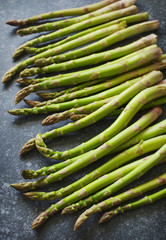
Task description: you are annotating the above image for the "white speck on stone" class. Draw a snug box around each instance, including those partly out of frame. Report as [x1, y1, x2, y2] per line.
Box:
[26, 162, 32, 167]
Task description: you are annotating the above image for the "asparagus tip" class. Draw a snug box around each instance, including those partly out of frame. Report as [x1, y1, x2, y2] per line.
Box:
[41, 117, 50, 126]
[23, 192, 37, 200]
[98, 213, 110, 224]
[2, 72, 12, 83]
[32, 213, 49, 229]
[19, 138, 35, 155]
[10, 183, 21, 191]
[23, 99, 38, 107]
[35, 58, 47, 67]
[6, 20, 20, 26]
[22, 170, 31, 179]
[12, 48, 25, 58]
[74, 216, 87, 231]
[8, 110, 16, 115]
[61, 206, 73, 215]
[16, 29, 24, 36]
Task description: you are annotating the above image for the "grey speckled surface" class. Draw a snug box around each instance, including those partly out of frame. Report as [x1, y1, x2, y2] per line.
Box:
[0, 0, 166, 239]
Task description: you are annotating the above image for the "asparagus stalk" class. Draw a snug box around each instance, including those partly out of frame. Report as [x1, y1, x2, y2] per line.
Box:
[19, 73, 165, 157]
[112, 118, 166, 154]
[6, 0, 119, 26]
[24, 76, 142, 108]
[20, 34, 157, 78]
[99, 188, 166, 223]
[17, 53, 166, 89]
[2, 21, 126, 84]
[26, 13, 149, 55]
[21, 21, 127, 79]
[10, 73, 163, 161]
[74, 144, 166, 230]
[61, 135, 166, 214]
[37, 54, 166, 106]
[31, 172, 166, 229]
[22, 124, 165, 182]
[11, 107, 162, 192]
[14, 45, 162, 104]
[12, 6, 137, 59]
[24, 157, 151, 200]
[70, 96, 166, 122]
[35, 79, 165, 161]
[23, 116, 165, 180]
[17, 0, 136, 36]
[37, 79, 107, 100]
[42, 98, 114, 125]
[33, 19, 160, 67]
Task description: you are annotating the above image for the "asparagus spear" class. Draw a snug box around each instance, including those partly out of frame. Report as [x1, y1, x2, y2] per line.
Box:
[2, 21, 126, 84]
[17, 0, 136, 36]
[42, 98, 114, 125]
[112, 118, 166, 154]
[6, 0, 119, 26]
[61, 135, 166, 214]
[20, 34, 157, 78]
[70, 96, 166, 122]
[23, 117, 164, 181]
[24, 76, 142, 108]
[14, 45, 162, 104]
[37, 54, 166, 105]
[11, 107, 162, 192]
[23, 123, 165, 184]
[19, 72, 165, 157]
[74, 144, 166, 230]
[12, 6, 137, 59]
[17, 53, 166, 89]
[24, 157, 152, 200]
[26, 13, 149, 55]
[99, 188, 166, 223]
[16, 74, 107, 87]
[31, 172, 166, 229]
[34, 19, 159, 67]
[35, 78, 165, 160]
[20, 21, 127, 79]
[37, 79, 107, 100]
[9, 73, 163, 162]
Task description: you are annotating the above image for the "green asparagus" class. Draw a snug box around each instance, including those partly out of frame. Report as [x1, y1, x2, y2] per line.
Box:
[12, 6, 137, 59]
[10, 107, 164, 192]
[17, 0, 136, 36]
[70, 96, 166, 122]
[61, 135, 166, 214]
[33, 19, 160, 67]
[31, 172, 166, 229]
[20, 34, 157, 78]
[74, 144, 166, 230]
[14, 45, 162, 103]
[27, 13, 149, 56]
[19, 72, 164, 157]
[99, 188, 166, 223]
[6, 0, 120, 26]
[24, 157, 152, 200]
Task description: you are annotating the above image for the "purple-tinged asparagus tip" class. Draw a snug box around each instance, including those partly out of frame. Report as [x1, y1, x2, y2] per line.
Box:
[23, 192, 38, 200]
[32, 212, 49, 229]
[23, 99, 39, 107]
[6, 20, 21, 26]
[74, 216, 88, 231]
[99, 213, 111, 223]
[12, 48, 25, 58]
[10, 183, 21, 191]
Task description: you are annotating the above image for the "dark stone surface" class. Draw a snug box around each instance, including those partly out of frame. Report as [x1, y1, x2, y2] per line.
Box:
[0, 0, 166, 239]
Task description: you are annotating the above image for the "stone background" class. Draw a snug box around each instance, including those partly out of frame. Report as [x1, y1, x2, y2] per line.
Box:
[0, 0, 166, 239]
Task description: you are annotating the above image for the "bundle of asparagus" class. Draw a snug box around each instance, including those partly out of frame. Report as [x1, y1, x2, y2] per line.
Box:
[3, 0, 166, 233]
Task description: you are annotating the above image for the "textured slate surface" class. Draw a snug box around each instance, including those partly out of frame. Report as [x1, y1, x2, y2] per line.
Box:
[0, 0, 166, 239]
